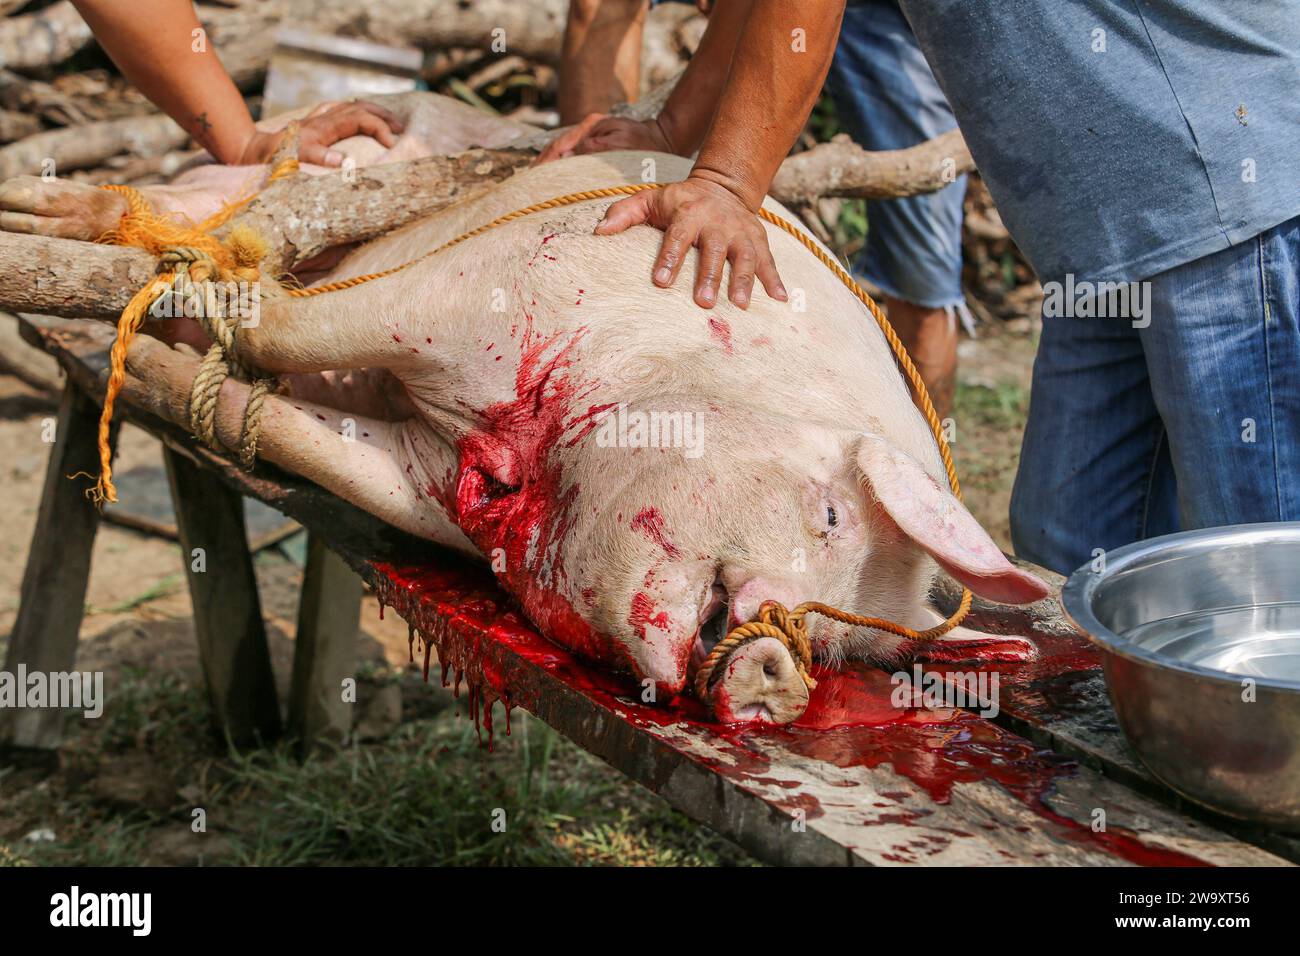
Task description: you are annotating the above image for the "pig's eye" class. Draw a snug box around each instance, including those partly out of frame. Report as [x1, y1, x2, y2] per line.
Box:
[826, 505, 839, 529]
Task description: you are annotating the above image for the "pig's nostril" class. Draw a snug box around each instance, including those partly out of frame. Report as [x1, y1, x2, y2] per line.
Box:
[698, 576, 729, 653]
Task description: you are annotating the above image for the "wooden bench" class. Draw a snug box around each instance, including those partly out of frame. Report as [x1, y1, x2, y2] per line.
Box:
[4, 314, 1296, 866]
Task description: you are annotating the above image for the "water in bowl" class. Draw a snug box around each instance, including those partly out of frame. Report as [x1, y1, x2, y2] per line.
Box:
[1121, 601, 1300, 682]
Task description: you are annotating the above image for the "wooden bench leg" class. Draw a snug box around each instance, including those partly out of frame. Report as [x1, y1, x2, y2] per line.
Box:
[164, 446, 281, 746]
[1, 384, 106, 749]
[288, 532, 362, 748]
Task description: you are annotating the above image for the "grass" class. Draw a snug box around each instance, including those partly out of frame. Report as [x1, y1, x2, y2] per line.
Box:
[955, 379, 1029, 432]
[0, 668, 756, 867]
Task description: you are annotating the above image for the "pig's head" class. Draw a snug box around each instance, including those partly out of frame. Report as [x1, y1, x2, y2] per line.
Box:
[555, 407, 1049, 723]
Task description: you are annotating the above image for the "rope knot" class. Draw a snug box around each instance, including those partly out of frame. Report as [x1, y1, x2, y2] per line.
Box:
[694, 600, 818, 701]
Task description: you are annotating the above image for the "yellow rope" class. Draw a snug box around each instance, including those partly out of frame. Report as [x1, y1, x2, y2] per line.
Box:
[93, 176, 971, 680]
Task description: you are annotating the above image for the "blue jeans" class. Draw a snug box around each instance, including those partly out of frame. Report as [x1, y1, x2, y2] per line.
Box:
[825, 0, 966, 309]
[1010, 215, 1300, 575]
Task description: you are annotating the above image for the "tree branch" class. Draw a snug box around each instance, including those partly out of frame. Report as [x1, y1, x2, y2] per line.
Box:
[770, 129, 974, 204]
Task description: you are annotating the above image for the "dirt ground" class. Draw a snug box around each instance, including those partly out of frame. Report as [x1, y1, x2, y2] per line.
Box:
[0, 314, 1039, 867]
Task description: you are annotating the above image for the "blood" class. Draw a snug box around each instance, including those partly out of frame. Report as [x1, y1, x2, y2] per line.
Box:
[434, 311, 618, 666]
[371, 558, 1203, 866]
[630, 506, 681, 559]
[627, 591, 671, 640]
[707, 315, 733, 354]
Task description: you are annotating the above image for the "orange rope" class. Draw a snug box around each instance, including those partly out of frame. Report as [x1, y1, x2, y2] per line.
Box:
[90, 157, 298, 502]
[93, 176, 972, 676]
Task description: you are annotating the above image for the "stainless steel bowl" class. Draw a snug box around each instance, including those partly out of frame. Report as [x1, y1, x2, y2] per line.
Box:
[1062, 522, 1300, 828]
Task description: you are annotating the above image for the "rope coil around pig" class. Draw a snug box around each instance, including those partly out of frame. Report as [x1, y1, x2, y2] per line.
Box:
[95, 178, 972, 691]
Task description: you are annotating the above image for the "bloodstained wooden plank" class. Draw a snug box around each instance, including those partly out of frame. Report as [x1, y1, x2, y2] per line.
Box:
[17, 315, 1290, 866]
[928, 576, 1300, 862]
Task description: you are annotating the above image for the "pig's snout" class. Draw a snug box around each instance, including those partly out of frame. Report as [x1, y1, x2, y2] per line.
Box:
[727, 578, 801, 628]
[704, 636, 810, 725]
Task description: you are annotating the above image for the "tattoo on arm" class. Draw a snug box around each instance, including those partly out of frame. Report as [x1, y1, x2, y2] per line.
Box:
[194, 111, 212, 135]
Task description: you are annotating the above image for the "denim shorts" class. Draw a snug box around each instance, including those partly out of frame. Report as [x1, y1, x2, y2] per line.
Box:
[825, 0, 967, 310]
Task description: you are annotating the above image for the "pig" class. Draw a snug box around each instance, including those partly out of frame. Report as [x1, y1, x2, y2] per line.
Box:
[3, 94, 1050, 724]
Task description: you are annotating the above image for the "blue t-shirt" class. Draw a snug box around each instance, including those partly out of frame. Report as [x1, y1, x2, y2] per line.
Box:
[897, 0, 1300, 284]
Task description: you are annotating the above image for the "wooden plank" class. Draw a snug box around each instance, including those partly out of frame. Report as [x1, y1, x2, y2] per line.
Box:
[288, 531, 363, 747]
[163, 445, 282, 746]
[370, 559, 1286, 866]
[928, 575, 1300, 862]
[0, 382, 107, 749]
[18, 315, 1290, 866]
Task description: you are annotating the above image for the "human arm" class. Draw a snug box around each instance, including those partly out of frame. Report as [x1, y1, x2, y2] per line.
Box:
[596, 0, 845, 309]
[70, 0, 402, 166]
[540, 0, 753, 162]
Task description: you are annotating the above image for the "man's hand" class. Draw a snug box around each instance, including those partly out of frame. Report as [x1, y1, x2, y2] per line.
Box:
[536, 112, 674, 164]
[595, 176, 787, 310]
[237, 101, 404, 167]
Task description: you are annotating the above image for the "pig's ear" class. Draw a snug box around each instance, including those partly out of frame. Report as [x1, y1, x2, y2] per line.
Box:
[854, 434, 1050, 605]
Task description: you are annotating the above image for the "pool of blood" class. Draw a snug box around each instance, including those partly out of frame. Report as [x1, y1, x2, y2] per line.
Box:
[371, 556, 1206, 866]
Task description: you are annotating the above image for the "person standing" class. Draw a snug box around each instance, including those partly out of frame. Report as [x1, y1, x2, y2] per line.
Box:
[546, 0, 967, 415]
[594, 0, 1300, 575]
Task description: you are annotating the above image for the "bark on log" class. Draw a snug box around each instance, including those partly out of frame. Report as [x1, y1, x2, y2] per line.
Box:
[200, 0, 699, 93]
[770, 129, 974, 204]
[0, 130, 974, 319]
[224, 147, 534, 273]
[0, 106, 41, 144]
[0, 231, 155, 321]
[0, 68, 155, 126]
[0, 1, 93, 73]
[0, 112, 189, 180]
[0, 147, 532, 318]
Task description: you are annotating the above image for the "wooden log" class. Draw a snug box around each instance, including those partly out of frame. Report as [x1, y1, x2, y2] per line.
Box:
[226, 147, 533, 273]
[0, 231, 155, 321]
[288, 531, 362, 748]
[770, 129, 975, 204]
[0, 107, 41, 145]
[164, 444, 282, 746]
[200, 0, 696, 93]
[0, 113, 189, 180]
[0, 382, 107, 749]
[0, 128, 974, 323]
[0, 68, 155, 127]
[0, 1, 93, 74]
[0, 311, 62, 391]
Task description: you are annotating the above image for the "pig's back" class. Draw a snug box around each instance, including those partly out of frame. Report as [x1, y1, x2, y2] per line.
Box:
[326, 152, 932, 461]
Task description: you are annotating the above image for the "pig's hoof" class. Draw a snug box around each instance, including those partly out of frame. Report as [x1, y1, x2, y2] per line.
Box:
[703, 636, 809, 725]
[0, 176, 128, 241]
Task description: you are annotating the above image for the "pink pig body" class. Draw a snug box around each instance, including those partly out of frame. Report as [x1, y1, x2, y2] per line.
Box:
[32, 95, 1049, 722]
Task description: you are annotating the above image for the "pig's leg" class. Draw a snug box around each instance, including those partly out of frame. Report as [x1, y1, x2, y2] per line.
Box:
[0, 166, 265, 242]
[0, 92, 536, 243]
[121, 335, 474, 553]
